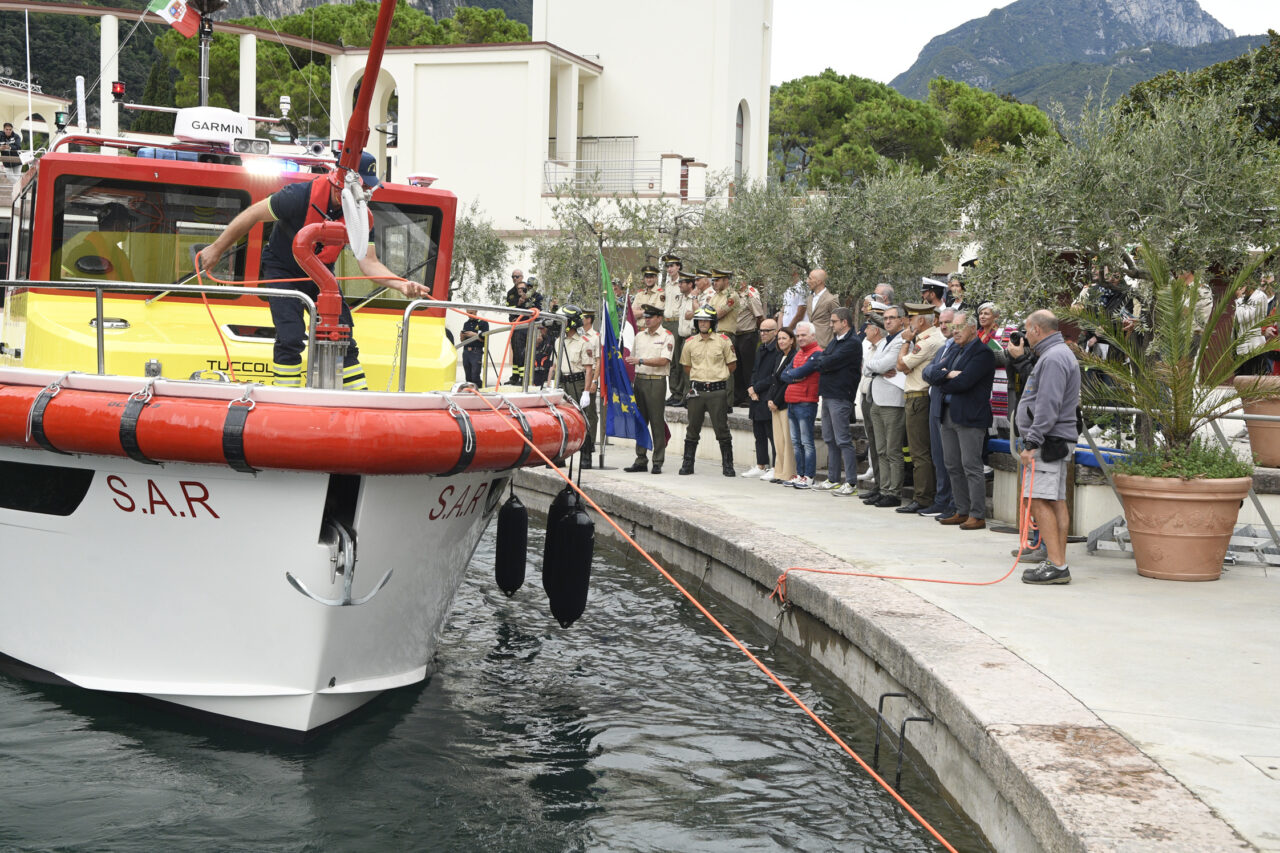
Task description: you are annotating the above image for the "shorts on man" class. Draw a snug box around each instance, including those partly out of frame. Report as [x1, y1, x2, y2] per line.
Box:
[1022, 454, 1069, 501]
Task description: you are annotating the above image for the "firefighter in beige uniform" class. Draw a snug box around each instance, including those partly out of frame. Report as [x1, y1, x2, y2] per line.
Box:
[551, 305, 599, 468]
[624, 303, 675, 474]
[679, 306, 737, 477]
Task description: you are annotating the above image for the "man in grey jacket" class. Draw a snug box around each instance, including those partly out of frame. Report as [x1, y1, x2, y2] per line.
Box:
[1016, 310, 1082, 585]
[863, 305, 908, 507]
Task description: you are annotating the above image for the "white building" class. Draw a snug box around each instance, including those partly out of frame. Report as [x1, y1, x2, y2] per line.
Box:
[330, 0, 774, 235]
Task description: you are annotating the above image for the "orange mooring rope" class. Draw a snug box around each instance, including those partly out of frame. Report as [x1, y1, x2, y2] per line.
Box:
[466, 387, 962, 853]
[770, 462, 1037, 603]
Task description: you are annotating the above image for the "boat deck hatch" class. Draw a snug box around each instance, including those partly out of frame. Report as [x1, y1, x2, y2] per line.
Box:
[0, 460, 94, 516]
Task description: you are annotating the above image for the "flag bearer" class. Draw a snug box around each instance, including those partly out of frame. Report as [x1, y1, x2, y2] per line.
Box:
[624, 303, 675, 474]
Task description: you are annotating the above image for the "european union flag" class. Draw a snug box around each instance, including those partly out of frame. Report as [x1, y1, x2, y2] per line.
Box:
[601, 253, 652, 449]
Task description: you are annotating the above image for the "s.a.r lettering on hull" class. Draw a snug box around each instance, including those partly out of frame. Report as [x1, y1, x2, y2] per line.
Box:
[428, 483, 489, 521]
[107, 475, 219, 518]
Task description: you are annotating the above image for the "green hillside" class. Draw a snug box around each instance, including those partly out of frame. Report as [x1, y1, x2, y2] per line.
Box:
[1001, 34, 1268, 116]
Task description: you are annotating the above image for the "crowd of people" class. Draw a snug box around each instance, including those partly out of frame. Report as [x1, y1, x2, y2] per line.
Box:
[606, 263, 1087, 586]
[494, 257, 1279, 586]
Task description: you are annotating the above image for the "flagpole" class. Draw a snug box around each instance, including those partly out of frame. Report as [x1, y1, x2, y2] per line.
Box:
[597, 270, 608, 468]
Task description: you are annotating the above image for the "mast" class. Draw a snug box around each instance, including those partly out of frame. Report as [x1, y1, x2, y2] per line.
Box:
[188, 0, 228, 108]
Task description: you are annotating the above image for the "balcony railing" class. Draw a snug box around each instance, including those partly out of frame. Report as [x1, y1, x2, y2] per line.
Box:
[542, 158, 663, 195]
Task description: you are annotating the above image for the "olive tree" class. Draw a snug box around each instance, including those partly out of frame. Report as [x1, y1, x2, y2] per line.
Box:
[449, 200, 509, 303]
[698, 167, 952, 304]
[946, 88, 1280, 309]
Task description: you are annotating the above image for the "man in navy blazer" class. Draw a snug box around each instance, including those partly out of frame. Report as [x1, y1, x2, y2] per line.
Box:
[924, 311, 995, 529]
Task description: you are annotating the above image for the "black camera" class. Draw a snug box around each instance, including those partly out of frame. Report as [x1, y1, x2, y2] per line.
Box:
[1009, 329, 1026, 347]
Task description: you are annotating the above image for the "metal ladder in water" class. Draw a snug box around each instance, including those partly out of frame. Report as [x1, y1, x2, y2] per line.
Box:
[871, 693, 934, 790]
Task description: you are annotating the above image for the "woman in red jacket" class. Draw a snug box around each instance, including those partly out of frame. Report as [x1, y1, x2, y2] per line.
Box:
[780, 321, 823, 488]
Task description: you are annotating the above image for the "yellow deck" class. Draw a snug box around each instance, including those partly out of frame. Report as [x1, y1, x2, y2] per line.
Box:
[1, 291, 456, 392]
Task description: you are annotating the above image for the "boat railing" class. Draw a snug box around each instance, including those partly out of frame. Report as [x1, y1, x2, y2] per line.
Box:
[1, 279, 317, 376]
[3, 280, 566, 395]
[398, 300, 567, 393]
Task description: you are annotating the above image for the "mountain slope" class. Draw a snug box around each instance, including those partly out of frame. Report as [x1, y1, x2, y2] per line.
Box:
[890, 0, 1235, 100]
[1000, 34, 1267, 116]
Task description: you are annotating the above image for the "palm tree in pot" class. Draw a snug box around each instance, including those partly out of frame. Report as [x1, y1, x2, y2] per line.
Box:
[1071, 241, 1280, 580]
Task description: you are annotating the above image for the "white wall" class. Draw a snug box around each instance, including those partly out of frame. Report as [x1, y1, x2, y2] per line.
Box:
[330, 0, 773, 235]
[533, 0, 772, 183]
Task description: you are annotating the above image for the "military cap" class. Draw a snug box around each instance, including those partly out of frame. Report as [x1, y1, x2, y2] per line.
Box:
[641, 265, 660, 277]
[641, 303, 664, 318]
[679, 272, 697, 283]
[711, 268, 734, 279]
[695, 268, 716, 278]
[904, 302, 934, 316]
[867, 299, 889, 314]
[920, 277, 947, 298]
[581, 308, 596, 318]
[864, 314, 886, 330]
[661, 253, 682, 266]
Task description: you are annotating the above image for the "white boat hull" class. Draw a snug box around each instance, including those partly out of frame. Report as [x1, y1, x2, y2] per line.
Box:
[0, 446, 507, 734]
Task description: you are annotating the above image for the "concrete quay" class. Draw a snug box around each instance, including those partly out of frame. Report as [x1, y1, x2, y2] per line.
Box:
[515, 415, 1279, 852]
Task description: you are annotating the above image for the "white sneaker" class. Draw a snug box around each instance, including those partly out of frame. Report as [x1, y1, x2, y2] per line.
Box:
[833, 482, 857, 497]
[814, 479, 839, 491]
[793, 476, 813, 490]
[741, 466, 765, 478]
[783, 475, 803, 487]
[857, 470, 876, 484]
[759, 468, 775, 482]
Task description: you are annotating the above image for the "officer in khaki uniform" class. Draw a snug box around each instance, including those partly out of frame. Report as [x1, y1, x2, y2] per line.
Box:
[666, 271, 697, 405]
[662, 254, 684, 401]
[632, 265, 665, 318]
[731, 274, 764, 406]
[552, 305, 599, 468]
[708, 270, 738, 410]
[679, 305, 737, 477]
[624, 303, 675, 473]
[897, 302, 946, 512]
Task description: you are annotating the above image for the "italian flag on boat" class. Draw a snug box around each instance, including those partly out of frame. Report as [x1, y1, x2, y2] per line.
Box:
[147, 0, 200, 38]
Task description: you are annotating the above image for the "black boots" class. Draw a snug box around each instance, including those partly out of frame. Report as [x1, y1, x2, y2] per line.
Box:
[678, 440, 696, 475]
[720, 441, 734, 477]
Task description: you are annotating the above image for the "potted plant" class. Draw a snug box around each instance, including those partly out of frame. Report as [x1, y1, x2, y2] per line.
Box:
[1072, 241, 1280, 581]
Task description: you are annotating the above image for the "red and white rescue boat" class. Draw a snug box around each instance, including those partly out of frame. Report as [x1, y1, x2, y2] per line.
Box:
[0, 0, 590, 735]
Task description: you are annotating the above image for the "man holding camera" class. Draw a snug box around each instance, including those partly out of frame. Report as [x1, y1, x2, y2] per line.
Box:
[0, 122, 21, 178]
[505, 270, 543, 384]
[1016, 310, 1081, 585]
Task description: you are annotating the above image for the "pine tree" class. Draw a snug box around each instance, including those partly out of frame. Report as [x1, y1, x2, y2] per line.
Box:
[132, 50, 176, 135]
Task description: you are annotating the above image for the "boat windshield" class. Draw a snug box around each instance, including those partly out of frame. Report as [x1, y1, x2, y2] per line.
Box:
[334, 201, 439, 300]
[50, 175, 251, 291]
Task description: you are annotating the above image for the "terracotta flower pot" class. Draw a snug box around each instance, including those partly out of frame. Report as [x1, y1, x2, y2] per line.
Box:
[1233, 375, 1280, 468]
[1114, 473, 1252, 581]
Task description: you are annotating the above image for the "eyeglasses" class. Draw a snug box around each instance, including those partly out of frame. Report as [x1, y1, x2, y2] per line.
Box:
[948, 323, 967, 330]
[760, 327, 778, 333]
[511, 275, 523, 280]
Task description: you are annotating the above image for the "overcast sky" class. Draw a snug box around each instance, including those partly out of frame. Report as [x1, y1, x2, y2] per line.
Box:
[770, 0, 1277, 85]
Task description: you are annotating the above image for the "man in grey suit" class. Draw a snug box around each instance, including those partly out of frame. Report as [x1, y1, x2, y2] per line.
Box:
[807, 269, 840, 348]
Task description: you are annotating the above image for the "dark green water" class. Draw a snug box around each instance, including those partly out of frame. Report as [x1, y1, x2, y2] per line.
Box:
[0, 524, 989, 852]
